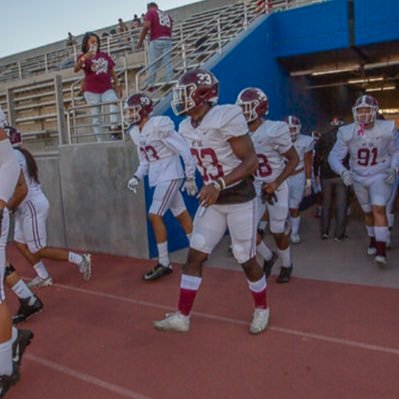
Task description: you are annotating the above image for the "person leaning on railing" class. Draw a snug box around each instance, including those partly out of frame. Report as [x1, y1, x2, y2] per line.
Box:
[74, 31, 123, 142]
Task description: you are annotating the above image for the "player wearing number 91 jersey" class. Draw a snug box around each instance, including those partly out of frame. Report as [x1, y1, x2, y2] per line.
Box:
[236, 87, 299, 284]
[153, 69, 271, 335]
[329, 95, 399, 265]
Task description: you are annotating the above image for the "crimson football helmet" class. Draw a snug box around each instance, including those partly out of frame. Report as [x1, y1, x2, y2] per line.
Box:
[235, 87, 269, 122]
[5, 126, 22, 147]
[330, 117, 344, 127]
[352, 95, 378, 125]
[124, 92, 153, 126]
[286, 115, 301, 141]
[171, 69, 219, 116]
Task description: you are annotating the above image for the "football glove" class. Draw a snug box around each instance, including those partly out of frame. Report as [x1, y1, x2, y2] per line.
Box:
[385, 168, 398, 185]
[340, 169, 353, 187]
[181, 176, 198, 196]
[127, 176, 140, 193]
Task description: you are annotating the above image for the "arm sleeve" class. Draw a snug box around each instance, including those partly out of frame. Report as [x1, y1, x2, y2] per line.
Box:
[328, 130, 348, 175]
[164, 132, 196, 178]
[389, 129, 399, 169]
[134, 147, 149, 181]
[0, 139, 20, 202]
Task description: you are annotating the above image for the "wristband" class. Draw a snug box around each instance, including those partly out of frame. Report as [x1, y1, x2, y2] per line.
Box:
[306, 178, 311, 186]
[213, 180, 222, 192]
[216, 177, 226, 190]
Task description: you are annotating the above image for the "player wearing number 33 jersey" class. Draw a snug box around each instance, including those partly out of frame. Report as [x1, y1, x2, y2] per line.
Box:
[153, 69, 270, 335]
[329, 95, 399, 265]
[125, 92, 196, 281]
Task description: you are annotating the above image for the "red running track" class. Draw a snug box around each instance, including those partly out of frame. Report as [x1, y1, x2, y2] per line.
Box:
[5, 246, 399, 399]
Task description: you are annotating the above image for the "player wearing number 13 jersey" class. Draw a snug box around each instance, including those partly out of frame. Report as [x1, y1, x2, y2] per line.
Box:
[153, 69, 270, 335]
[329, 95, 399, 265]
[125, 93, 197, 281]
[236, 87, 299, 284]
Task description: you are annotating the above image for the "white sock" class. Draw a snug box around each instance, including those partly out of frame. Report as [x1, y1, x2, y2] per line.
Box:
[257, 242, 273, 261]
[291, 216, 300, 235]
[68, 252, 83, 265]
[278, 247, 291, 268]
[11, 280, 34, 300]
[365, 225, 375, 238]
[157, 242, 170, 267]
[33, 261, 49, 279]
[258, 221, 267, 231]
[374, 226, 388, 243]
[247, 275, 267, 292]
[181, 274, 202, 290]
[0, 338, 13, 376]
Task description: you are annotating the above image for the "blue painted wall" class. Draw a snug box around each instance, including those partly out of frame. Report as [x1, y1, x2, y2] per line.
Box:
[354, 0, 399, 45]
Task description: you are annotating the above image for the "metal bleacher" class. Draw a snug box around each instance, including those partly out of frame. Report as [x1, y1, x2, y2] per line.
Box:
[0, 0, 325, 151]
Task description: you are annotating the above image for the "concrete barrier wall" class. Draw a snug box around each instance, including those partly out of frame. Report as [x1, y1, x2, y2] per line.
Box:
[35, 141, 149, 258]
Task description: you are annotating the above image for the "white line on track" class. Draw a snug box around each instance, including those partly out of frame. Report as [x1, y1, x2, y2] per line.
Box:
[53, 282, 399, 356]
[25, 353, 152, 399]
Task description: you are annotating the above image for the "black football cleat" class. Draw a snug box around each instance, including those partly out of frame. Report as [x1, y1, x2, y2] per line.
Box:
[263, 251, 278, 278]
[12, 329, 34, 370]
[276, 265, 293, 284]
[12, 296, 43, 324]
[143, 264, 173, 281]
[0, 367, 20, 398]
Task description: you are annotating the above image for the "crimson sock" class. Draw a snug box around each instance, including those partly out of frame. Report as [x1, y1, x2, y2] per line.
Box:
[177, 274, 202, 316]
[248, 276, 267, 309]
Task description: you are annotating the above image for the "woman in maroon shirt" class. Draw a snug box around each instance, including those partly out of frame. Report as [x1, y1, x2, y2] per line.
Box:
[74, 32, 122, 141]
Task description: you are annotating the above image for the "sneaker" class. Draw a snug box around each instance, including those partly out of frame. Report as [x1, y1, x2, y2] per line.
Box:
[12, 297, 43, 324]
[12, 329, 34, 370]
[321, 233, 329, 240]
[0, 368, 20, 398]
[153, 312, 190, 333]
[276, 265, 293, 284]
[79, 254, 92, 281]
[263, 251, 278, 278]
[367, 246, 377, 256]
[27, 275, 53, 289]
[375, 255, 387, 265]
[143, 264, 172, 281]
[290, 233, 301, 244]
[249, 307, 270, 334]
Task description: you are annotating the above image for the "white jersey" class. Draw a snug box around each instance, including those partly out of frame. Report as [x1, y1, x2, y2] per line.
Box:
[328, 120, 399, 178]
[250, 120, 292, 186]
[179, 104, 247, 185]
[129, 116, 196, 187]
[292, 134, 314, 171]
[15, 149, 43, 206]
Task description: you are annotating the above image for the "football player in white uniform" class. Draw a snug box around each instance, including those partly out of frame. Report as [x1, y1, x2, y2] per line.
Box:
[0, 109, 32, 397]
[286, 116, 314, 244]
[7, 128, 92, 291]
[329, 95, 399, 265]
[154, 69, 269, 335]
[236, 88, 299, 283]
[125, 93, 197, 281]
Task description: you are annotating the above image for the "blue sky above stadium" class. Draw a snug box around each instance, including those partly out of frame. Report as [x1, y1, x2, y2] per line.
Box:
[0, 0, 201, 58]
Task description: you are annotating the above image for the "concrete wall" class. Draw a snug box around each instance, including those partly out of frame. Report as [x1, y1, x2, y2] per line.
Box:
[35, 141, 149, 258]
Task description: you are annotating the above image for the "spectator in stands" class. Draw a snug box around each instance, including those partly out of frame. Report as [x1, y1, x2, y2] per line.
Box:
[66, 32, 77, 48]
[74, 32, 122, 142]
[131, 14, 142, 29]
[117, 18, 129, 34]
[313, 117, 348, 241]
[136, 2, 173, 90]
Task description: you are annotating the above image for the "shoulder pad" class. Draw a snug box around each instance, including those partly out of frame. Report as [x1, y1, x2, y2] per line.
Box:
[150, 116, 175, 139]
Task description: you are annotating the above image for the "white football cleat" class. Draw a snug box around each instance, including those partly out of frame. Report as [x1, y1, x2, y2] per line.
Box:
[367, 246, 377, 256]
[153, 312, 190, 333]
[375, 255, 387, 266]
[27, 275, 53, 289]
[249, 308, 270, 335]
[79, 253, 92, 281]
[290, 233, 301, 244]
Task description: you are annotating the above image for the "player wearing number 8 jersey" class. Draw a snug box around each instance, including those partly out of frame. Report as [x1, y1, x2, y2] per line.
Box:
[153, 69, 270, 335]
[236, 88, 299, 283]
[125, 93, 197, 281]
[329, 95, 399, 265]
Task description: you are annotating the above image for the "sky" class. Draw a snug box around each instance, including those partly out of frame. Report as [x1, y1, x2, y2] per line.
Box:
[0, 0, 202, 58]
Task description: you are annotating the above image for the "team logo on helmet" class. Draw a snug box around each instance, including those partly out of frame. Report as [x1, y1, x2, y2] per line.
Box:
[236, 87, 268, 122]
[124, 92, 153, 126]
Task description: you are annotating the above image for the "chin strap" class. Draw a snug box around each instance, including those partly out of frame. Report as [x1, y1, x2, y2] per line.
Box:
[357, 122, 365, 136]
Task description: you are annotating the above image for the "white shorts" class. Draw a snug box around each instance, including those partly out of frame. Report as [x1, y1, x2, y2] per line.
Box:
[149, 179, 186, 217]
[0, 209, 10, 303]
[14, 195, 49, 254]
[256, 180, 289, 234]
[190, 199, 257, 264]
[353, 172, 392, 213]
[288, 172, 306, 209]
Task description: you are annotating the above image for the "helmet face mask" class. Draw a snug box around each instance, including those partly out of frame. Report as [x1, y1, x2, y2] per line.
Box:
[286, 115, 301, 141]
[352, 95, 378, 126]
[5, 126, 22, 147]
[124, 93, 153, 126]
[171, 69, 219, 116]
[236, 88, 268, 123]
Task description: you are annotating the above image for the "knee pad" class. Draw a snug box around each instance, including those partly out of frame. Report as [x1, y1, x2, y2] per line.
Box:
[232, 243, 251, 265]
[5, 263, 16, 279]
